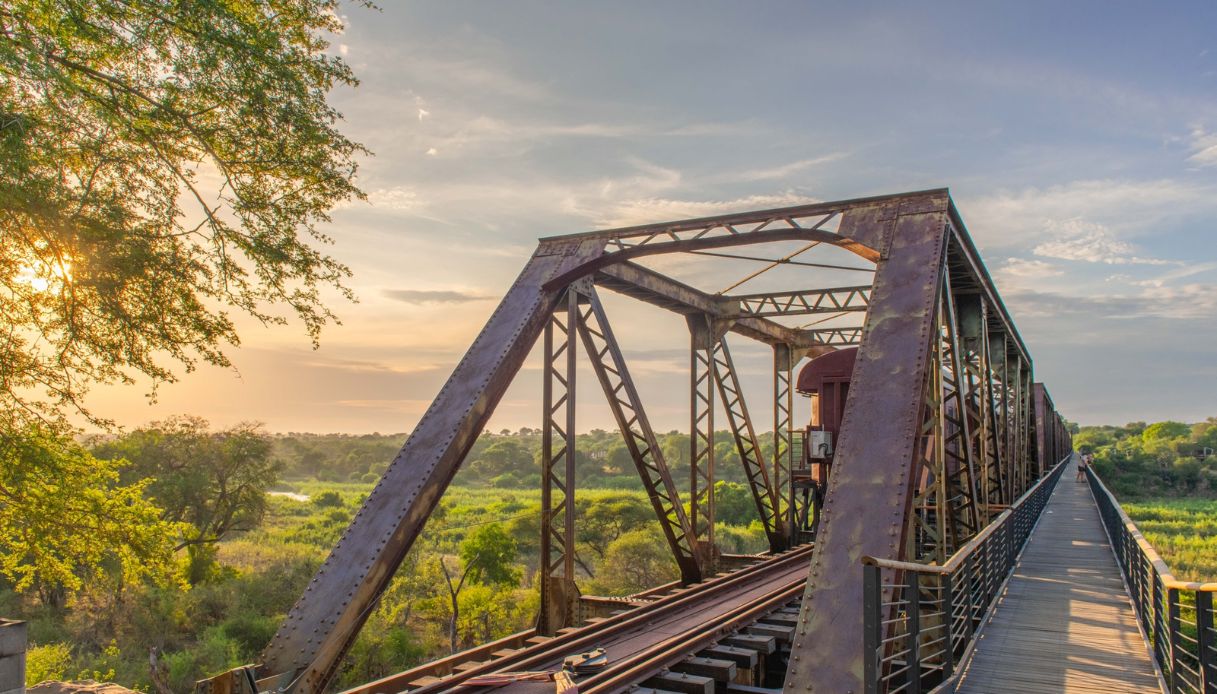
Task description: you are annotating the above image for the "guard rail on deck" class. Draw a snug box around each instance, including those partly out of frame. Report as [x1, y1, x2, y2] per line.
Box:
[861, 456, 1070, 694]
[1087, 467, 1216, 693]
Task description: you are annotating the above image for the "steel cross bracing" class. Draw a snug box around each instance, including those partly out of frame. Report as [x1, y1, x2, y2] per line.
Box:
[712, 337, 785, 551]
[199, 189, 1068, 694]
[573, 285, 702, 585]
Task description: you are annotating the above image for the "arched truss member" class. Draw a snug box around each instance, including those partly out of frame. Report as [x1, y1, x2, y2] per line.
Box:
[203, 188, 1054, 694]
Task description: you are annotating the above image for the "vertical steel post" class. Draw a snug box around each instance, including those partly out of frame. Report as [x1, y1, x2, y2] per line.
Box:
[1197, 590, 1213, 693]
[941, 572, 955, 679]
[688, 313, 717, 574]
[773, 343, 795, 543]
[1168, 588, 1181, 693]
[907, 570, 922, 694]
[538, 289, 579, 634]
[863, 564, 881, 694]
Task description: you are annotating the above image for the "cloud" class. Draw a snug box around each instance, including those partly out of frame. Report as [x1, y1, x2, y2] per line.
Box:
[962, 179, 1212, 252]
[733, 152, 850, 182]
[363, 187, 421, 211]
[1032, 219, 1176, 265]
[1006, 281, 1217, 321]
[382, 289, 493, 304]
[1187, 126, 1217, 167]
[598, 192, 818, 228]
[418, 108, 430, 121]
[997, 257, 1063, 279]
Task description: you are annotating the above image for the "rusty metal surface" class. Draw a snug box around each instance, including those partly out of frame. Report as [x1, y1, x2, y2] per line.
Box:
[222, 188, 1072, 694]
[256, 241, 606, 692]
[537, 290, 580, 634]
[575, 286, 702, 583]
[783, 202, 950, 693]
[713, 338, 784, 550]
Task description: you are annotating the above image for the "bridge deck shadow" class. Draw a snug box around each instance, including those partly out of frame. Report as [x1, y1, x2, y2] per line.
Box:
[953, 458, 1163, 693]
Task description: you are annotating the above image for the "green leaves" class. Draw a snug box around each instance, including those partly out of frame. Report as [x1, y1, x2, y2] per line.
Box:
[0, 0, 367, 428]
[0, 425, 184, 594]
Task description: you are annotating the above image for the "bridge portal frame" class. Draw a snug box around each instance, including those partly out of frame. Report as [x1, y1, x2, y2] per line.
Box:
[205, 188, 1042, 694]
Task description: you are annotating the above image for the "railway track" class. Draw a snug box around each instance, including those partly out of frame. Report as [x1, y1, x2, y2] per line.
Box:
[345, 544, 814, 694]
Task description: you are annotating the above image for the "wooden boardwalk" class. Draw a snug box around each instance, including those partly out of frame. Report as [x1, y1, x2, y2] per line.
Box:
[954, 457, 1163, 693]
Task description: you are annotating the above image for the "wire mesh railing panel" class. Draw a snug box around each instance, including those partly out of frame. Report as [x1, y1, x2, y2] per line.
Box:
[862, 455, 1069, 694]
[1087, 467, 1216, 694]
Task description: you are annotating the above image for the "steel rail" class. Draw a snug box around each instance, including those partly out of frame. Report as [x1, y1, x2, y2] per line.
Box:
[580, 581, 807, 692]
[348, 544, 815, 694]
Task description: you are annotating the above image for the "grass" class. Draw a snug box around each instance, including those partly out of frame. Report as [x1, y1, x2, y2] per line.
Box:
[1121, 499, 1217, 583]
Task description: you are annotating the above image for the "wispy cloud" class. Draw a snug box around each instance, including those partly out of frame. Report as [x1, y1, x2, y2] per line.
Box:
[382, 289, 493, 304]
[732, 153, 850, 182]
[1187, 126, 1217, 167]
[1032, 219, 1176, 265]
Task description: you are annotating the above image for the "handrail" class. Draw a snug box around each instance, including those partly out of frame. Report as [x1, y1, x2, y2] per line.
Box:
[1086, 468, 1217, 592]
[1086, 466, 1215, 693]
[860, 454, 1071, 694]
[863, 454, 1070, 575]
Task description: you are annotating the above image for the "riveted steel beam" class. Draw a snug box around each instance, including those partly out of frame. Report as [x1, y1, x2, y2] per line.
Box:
[574, 285, 702, 584]
[730, 285, 871, 318]
[257, 240, 607, 693]
[783, 203, 950, 694]
[712, 338, 785, 551]
[538, 288, 581, 635]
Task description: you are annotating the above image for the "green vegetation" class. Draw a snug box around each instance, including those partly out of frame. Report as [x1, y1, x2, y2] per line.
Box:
[1121, 500, 1217, 583]
[4, 426, 770, 692]
[1078, 419, 1217, 582]
[1077, 418, 1217, 500]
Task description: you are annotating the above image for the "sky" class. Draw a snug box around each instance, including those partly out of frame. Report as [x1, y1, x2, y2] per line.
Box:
[91, 1, 1217, 434]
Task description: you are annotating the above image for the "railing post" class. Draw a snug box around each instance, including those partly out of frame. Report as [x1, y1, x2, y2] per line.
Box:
[906, 570, 921, 694]
[863, 563, 881, 694]
[1168, 588, 1181, 694]
[1005, 517, 1015, 575]
[1198, 590, 1214, 693]
[1153, 572, 1167, 675]
[962, 555, 976, 641]
[941, 573, 955, 680]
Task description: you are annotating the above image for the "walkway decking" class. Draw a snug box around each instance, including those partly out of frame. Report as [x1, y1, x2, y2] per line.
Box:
[954, 458, 1163, 693]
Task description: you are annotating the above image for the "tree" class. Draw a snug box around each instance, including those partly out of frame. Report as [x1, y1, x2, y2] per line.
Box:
[93, 416, 281, 582]
[592, 528, 679, 595]
[0, 0, 366, 429]
[1143, 421, 1190, 443]
[0, 425, 182, 606]
[577, 493, 653, 572]
[437, 524, 519, 653]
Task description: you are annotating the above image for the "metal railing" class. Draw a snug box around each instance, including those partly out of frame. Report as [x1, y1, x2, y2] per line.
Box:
[861, 456, 1069, 694]
[1087, 467, 1216, 693]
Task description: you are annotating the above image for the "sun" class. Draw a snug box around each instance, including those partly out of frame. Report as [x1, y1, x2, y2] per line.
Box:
[16, 258, 73, 294]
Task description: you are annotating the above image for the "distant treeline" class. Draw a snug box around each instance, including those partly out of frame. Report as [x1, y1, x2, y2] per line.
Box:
[1077, 418, 1217, 500]
[271, 428, 782, 491]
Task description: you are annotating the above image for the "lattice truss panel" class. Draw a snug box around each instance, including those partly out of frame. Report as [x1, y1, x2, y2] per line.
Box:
[198, 190, 1055, 694]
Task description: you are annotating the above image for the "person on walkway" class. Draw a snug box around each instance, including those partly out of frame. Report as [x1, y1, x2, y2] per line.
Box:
[1076, 451, 1091, 481]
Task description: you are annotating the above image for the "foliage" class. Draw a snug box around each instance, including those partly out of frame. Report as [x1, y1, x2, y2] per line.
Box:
[587, 527, 679, 595]
[93, 416, 282, 582]
[1078, 418, 1217, 499]
[0, 426, 182, 600]
[0, 0, 367, 429]
[1122, 500, 1217, 583]
[459, 524, 520, 587]
[25, 642, 71, 686]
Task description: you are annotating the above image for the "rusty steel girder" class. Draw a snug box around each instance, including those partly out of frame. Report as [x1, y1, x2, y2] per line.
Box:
[217, 188, 1051, 694]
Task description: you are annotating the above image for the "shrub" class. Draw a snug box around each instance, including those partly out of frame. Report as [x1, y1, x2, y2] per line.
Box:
[26, 642, 71, 686]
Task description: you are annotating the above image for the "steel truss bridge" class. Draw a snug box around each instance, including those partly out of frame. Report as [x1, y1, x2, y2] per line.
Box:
[198, 188, 1207, 694]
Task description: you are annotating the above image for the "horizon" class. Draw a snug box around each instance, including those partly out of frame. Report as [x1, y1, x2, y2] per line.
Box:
[82, 1, 1217, 434]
